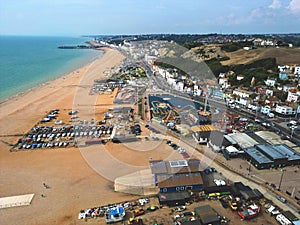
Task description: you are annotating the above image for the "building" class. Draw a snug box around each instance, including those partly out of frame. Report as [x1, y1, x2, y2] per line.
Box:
[279, 72, 289, 80]
[224, 133, 258, 149]
[287, 89, 299, 102]
[224, 146, 244, 158]
[278, 65, 290, 73]
[294, 66, 300, 75]
[209, 87, 224, 99]
[244, 144, 300, 169]
[265, 78, 277, 87]
[283, 84, 297, 93]
[237, 74, 244, 81]
[182, 221, 201, 225]
[194, 205, 220, 225]
[275, 105, 296, 116]
[158, 192, 190, 207]
[261, 105, 272, 115]
[233, 88, 252, 99]
[218, 77, 229, 89]
[243, 147, 274, 169]
[255, 131, 296, 148]
[150, 159, 203, 193]
[232, 182, 258, 201]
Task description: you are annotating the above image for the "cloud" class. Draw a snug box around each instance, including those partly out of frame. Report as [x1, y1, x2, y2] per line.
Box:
[287, 0, 300, 14]
[268, 0, 281, 9]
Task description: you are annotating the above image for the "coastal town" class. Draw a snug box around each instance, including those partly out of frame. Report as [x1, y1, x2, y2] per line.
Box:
[1, 33, 300, 225]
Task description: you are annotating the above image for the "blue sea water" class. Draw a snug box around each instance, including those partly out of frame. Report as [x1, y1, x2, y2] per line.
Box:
[0, 36, 103, 102]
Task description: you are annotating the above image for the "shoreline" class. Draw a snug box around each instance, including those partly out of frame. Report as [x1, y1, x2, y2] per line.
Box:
[0, 46, 130, 225]
[0, 48, 105, 105]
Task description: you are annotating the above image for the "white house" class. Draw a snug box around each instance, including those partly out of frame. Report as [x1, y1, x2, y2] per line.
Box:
[235, 98, 249, 107]
[193, 84, 203, 96]
[266, 89, 274, 96]
[219, 73, 226, 78]
[275, 105, 296, 115]
[283, 84, 296, 93]
[166, 77, 177, 87]
[265, 78, 276, 87]
[294, 66, 300, 75]
[237, 74, 245, 81]
[177, 81, 185, 92]
[278, 65, 290, 73]
[219, 77, 229, 89]
[261, 40, 275, 46]
[287, 89, 299, 102]
[261, 105, 271, 114]
[233, 88, 252, 99]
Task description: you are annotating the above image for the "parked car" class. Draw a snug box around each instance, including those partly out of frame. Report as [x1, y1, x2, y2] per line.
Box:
[133, 208, 145, 217]
[147, 206, 159, 211]
[174, 206, 186, 212]
[277, 196, 287, 203]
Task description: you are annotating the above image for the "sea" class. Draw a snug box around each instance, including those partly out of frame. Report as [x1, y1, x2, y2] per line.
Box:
[0, 36, 103, 102]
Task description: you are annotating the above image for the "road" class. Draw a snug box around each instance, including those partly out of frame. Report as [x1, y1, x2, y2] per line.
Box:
[140, 60, 300, 215]
[117, 49, 300, 214]
[142, 60, 300, 145]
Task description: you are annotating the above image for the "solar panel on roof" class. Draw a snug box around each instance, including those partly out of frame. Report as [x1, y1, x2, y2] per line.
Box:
[169, 160, 188, 168]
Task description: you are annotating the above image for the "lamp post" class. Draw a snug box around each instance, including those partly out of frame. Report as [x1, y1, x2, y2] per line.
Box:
[278, 169, 286, 191]
[291, 127, 295, 139]
[295, 100, 300, 119]
[248, 159, 252, 176]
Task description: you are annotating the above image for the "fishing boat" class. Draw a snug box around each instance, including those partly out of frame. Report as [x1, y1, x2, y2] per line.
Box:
[238, 203, 260, 220]
[105, 205, 126, 223]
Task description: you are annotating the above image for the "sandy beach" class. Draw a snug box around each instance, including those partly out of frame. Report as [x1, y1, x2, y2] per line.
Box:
[0, 46, 185, 225]
[0, 48, 136, 225]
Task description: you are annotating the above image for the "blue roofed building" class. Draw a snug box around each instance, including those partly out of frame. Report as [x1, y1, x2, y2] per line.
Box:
[279, 72, 289, 80]
[150, 159, 203, 193]
[244, 147, 274, 169]
[244, 144, 300, 169]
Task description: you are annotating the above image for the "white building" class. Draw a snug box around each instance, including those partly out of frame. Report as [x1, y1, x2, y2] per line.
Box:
[166, 77, 177, 87]
[266, 89, 274, 96]
[294, 66, 300, 75]
[219, 77, 229, 89]
[265, 78, 276, 87]
[261, 105, 271, 114]
[278, 65, 290, 73]
[237, 74, 244, 81]
[175, 81, 184, 92]
[283, 84, 296, 93]
[275, 105, 296, 115]
[235, 98, 249, 107]
[193, 85, 202, 96]
[219, 73, 226, 78]
[287, 89, 300, 102]
[233, 89, 252, 99]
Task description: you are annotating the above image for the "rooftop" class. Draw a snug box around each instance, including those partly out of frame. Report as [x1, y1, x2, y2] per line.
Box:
[256, 144, 288, 160]
[194, 205, 220, 224]
[244, 147, 273, 164]
[150, 159, 200, 175]
[255, 131, 296, 148]
[227, 133, 258, 149]
[157, 172, 203, 188]
[274, 144, 300, 161]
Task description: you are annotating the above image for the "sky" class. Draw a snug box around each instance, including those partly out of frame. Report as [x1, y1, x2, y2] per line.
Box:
[0, 0, 300, 36]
